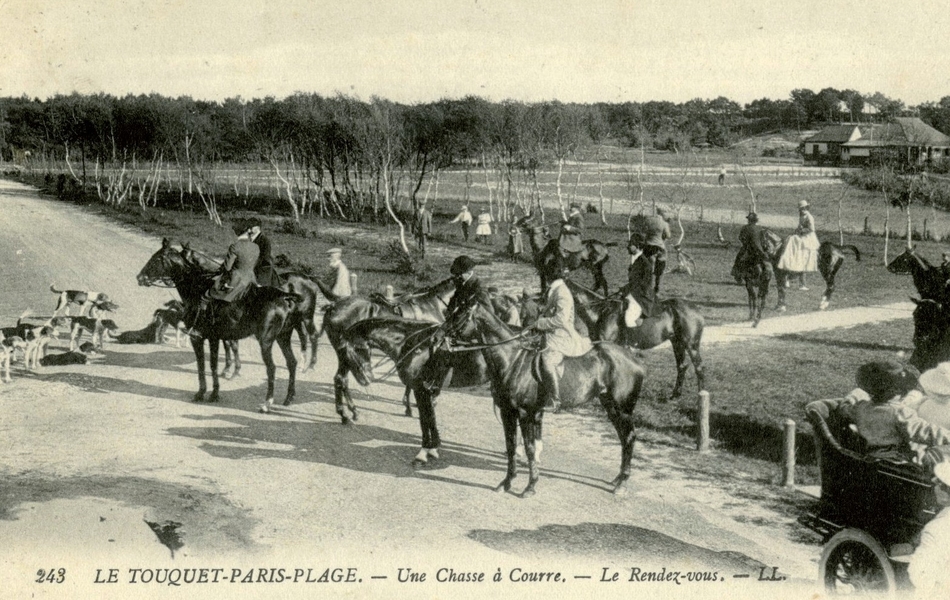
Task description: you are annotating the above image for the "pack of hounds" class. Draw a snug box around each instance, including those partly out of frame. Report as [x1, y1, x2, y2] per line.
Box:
[0, 285, 187, 383]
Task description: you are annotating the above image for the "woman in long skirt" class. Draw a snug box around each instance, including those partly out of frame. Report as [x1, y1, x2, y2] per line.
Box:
[777, 199, 820, 290]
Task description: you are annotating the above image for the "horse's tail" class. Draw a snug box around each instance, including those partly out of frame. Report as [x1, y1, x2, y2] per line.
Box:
[841, 244, 861, 261]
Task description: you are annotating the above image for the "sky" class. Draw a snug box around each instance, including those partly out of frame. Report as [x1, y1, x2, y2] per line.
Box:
[2, 0, 950, 106]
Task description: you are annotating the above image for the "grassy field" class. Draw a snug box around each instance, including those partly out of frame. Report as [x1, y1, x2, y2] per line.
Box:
[8, 157, 937, 474]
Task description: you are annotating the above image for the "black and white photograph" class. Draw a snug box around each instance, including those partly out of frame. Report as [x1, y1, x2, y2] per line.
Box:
[3, 1, 950, 598]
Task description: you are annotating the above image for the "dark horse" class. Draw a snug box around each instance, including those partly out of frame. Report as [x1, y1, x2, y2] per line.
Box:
[137, 238, 309, 409]
[179, 244, 322, 375]
[338, 316, 489, 465]
[908, 297, 950, 371]
[443, 300, 647, 496]
[887, 247, 947, 302]
[314, 278, 454, 424]
[738, 230, 861, 323]
[518, 216, 616, 296]
[565, 279, 705, 398]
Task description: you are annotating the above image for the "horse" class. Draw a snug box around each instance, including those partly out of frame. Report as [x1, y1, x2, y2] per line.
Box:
[314, 278, 454, 423]
[338, 316, 490, 465]
[565, 279, 705, 399]
[137, 238, 305, 409]
[740, 230, 861, 316]
[443, 300, 647, 496]
[183, 244, 322, 373]
[908, 297, 950, 371]
[518, 216, 616, 296]
[887, 247, 946, 302]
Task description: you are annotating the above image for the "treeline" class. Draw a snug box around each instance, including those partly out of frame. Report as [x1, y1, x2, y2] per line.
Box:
[2, 88, 950, 226]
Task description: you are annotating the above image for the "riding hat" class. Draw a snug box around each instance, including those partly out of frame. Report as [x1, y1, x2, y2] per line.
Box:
[746, 212, 758, 223]
[920, 362, 950, 398]
[570, 202, 581, 210]
[450, 255, 476, 275]
[326, 247, 343, 256]
[231, 219, 252, 236]
[798, 200, 809, 210]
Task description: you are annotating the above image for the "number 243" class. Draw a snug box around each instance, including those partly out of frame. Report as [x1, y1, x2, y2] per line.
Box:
[36, 568, 66, 583]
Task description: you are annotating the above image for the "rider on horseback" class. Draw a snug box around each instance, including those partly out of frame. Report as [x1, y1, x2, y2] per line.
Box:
[191, 220, 260, 331]
[248, 217, 278, 287]
[731, 212, 772, 283]
[620, 238, 658, 329]
[532, 260, 592, 413]
[558, 203, 585, 255]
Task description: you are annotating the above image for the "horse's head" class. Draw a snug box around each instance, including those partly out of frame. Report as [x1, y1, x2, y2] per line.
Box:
[137, 238, 185, 287]
[339, 332, 373, 387]
[887, 247, 925, 274]
[909, 297, 950, 370]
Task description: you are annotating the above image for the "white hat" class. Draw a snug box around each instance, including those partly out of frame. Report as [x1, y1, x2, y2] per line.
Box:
[326, 247, 342, 255]
[920, 362, 950, 397]
[797, 200, 809, 209]
[935, 462, 950, 487]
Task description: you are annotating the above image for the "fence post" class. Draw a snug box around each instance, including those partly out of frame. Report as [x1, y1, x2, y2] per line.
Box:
[697, 390, 710, 453]
[350, 273, 358, 295]
[782, 419, 796, 487]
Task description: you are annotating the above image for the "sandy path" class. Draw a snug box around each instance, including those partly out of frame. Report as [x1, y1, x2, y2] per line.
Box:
[0, 179, 879, 600]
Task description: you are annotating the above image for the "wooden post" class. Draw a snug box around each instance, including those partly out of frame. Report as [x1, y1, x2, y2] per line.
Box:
[783, 419, 796, 487]
[697, 390, 710, 453]
[350, 273, 358, 295]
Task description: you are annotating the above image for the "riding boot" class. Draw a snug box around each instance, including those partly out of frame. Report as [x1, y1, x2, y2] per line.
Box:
[539, 355, 561, 413]
[186, 297, 210, 338]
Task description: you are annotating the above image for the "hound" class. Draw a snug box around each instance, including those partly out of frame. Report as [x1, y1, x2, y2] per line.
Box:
[0, 333, 27, 382]
[50, 285, 118, 317]
[66, 316, 119, 351]
[23, 324, 58, 369]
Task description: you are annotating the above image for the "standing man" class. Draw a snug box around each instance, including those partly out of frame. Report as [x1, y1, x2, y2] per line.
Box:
[640, 208, 672, 296]
[450, 205, 473, 241]
[905, 461, 950, 595]
[323, 248, 352, 299]
[415, 205, 433, 256]
[718, 165, 727, 186]
[532, 261, 592, 413]
[248, 217, 278, 287]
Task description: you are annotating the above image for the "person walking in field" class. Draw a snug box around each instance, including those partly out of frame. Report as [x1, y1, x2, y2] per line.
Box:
[450, 205, 473, 241]
[718, 165, 727, 186]
[415, 206, 433, 255]
[777, 200, 820, 290]
[475, 210, 493, 244]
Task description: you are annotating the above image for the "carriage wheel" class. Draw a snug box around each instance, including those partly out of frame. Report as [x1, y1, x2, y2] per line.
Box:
[819, 529, 897, 596]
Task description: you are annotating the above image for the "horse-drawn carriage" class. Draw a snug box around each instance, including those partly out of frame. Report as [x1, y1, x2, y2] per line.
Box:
[803, 400, 939, 594]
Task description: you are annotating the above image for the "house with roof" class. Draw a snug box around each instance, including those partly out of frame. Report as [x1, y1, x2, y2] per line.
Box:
[804, 118, 950, 167]
[802, 125, 861, 165]
[841, 118, 950, 167]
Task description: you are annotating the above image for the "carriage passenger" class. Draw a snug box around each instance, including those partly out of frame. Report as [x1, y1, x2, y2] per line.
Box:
[903, 461, 950, 595]
[818, 361, 950, 464]
[902, 362, 950, 448]
[531, 262, 592, 413]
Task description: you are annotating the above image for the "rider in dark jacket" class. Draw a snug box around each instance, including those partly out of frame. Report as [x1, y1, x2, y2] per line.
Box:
[731, 212, 771, 283]
[248, 218, 278, 287]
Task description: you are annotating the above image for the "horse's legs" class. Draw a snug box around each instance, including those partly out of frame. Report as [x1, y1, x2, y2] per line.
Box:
[191, 337, 207, 402]
[669, 341, 689, 399]
[278, 331, 297, 406]
[820, 258, 842, 310]
[221, 340, 240, 380]
[592, 263, 610, 297]
[744, 278, 757, 322]
[774, 268, 787, 311]
[207, 337, 221, 403]
[332, 366, 354, 425]
[412, 386, 442, 467]
[257, 337, 278, 413]
[495, 406, 519, 493]
[605, 404, 637, 494]
[303, 319, 319, 371]
[519, 411, 541, 498]
[402, 386, 413, 417]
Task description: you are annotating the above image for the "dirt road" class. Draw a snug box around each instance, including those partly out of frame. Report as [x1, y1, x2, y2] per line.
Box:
[0, 179, 826, 600]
